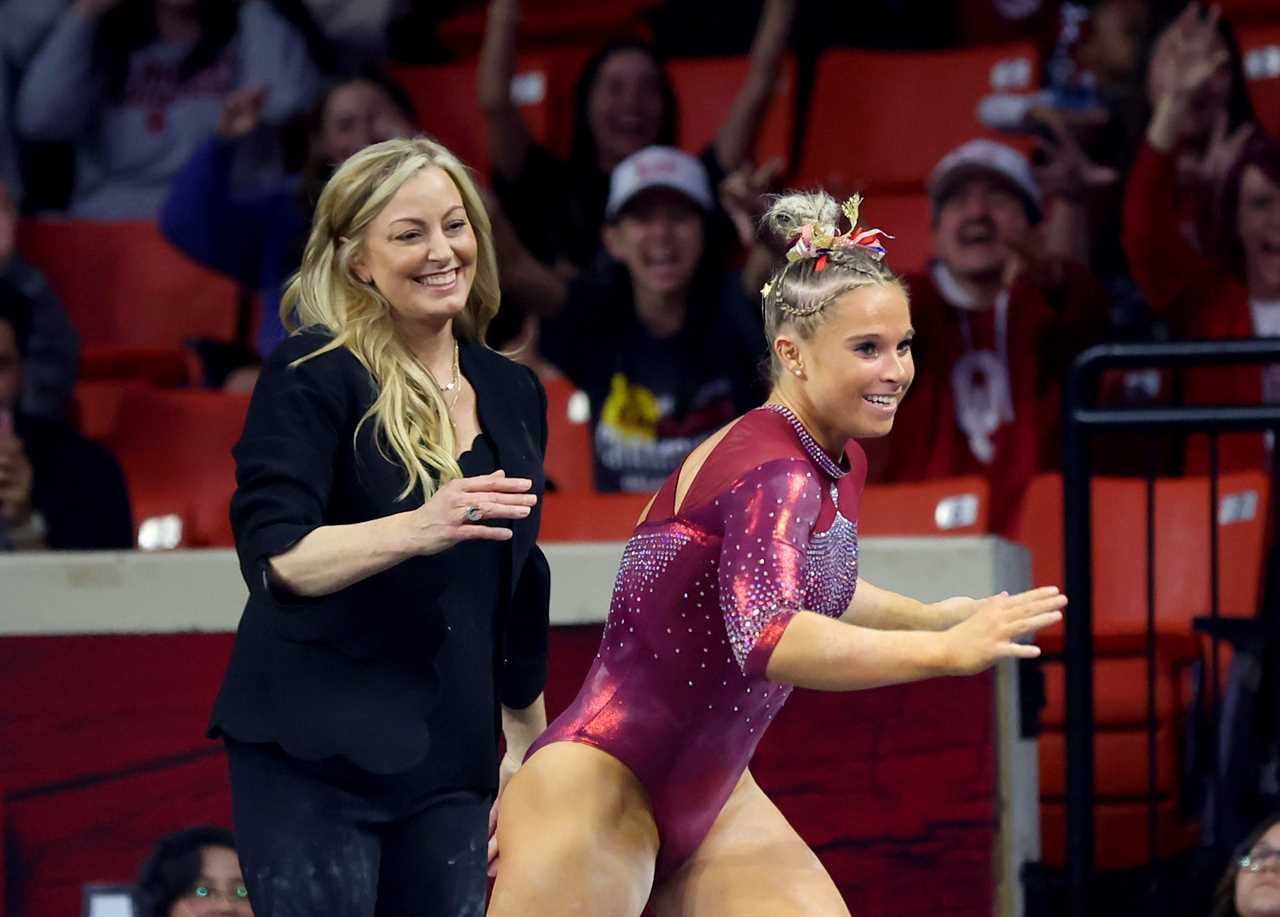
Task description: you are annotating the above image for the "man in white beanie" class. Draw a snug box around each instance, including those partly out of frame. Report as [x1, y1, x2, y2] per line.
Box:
[865, 137, 1110, 533]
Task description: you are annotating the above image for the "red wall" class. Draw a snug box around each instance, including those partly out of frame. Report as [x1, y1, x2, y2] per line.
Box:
[1, 628, 993, 916]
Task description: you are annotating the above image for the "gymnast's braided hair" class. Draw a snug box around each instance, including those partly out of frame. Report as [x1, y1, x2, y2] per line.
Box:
[758, 190, 904, 381]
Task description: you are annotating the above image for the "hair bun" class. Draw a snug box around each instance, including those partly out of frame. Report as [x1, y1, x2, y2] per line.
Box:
[761, 191, 841, 243]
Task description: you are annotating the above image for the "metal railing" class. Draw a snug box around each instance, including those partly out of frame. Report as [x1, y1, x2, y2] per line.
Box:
[1061, 339, 1280, 917]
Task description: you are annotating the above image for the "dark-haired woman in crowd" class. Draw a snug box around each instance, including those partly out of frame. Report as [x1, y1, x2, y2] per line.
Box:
[15, 0, 319, 219]
[161, 68, 416, 358]
[1212, 812, 1280, 917]
[134, 825, 251, 917]
[477, 0, 795, 274]
[1133, 2, 1258, 254]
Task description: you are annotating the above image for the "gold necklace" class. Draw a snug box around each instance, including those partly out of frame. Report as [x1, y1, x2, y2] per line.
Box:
[427, 339, 461, 412]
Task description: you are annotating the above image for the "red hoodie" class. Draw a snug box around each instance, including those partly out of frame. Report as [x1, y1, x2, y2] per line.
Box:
[1122, 141, 1269, 472]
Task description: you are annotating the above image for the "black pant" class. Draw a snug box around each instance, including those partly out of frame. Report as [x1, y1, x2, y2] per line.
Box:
[226, 740, 490, 917]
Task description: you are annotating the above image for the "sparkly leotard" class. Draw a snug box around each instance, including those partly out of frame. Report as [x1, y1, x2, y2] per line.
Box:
[526, 405, 865, 881]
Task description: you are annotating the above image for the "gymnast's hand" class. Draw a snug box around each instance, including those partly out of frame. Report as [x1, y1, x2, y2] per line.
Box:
[405, 470, 537, 554]
[940, 586, 1066, 676]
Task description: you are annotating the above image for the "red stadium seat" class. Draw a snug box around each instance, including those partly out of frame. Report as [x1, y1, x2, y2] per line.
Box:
[667, 54, 797, 168]
[1240, 23, 1280, 141]
[72, 380, 150, 443]
[106, 389, 250, 549]
[795, 43, 1040, 194]
[15, 220, 240, 349]
[1040, 799, 1201, 872]
[1012, 471, 1271, 868]
[393, 47, 592, 177]
[540, 491, 653, 541]
[861, 476, 990, 536]
[542, 375, 594, 492]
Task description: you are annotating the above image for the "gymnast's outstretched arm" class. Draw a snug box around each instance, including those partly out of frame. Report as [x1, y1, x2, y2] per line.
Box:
[765, 587, 1065, 692]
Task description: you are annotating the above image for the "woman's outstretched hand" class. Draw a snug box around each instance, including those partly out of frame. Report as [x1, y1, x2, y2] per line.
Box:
[940, 586, 1066, 675]
[404, 470, 537, 555]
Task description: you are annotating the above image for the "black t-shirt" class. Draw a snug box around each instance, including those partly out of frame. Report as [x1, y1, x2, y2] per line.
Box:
[492, 141, 731, 272]
[541, 267, 766, 492]
[11, 412, 133, 550]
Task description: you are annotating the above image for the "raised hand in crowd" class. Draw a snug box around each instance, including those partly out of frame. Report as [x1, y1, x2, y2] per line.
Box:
[1146, 2, 1252, 184]
[719, 156, 785, 250]
[1030, 109, 1117, 205]
[217, 84, 270, 141]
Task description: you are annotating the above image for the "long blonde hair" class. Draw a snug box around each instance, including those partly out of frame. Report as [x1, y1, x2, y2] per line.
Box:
[759, 190, 905, 382]
[281, 136, 501, 501]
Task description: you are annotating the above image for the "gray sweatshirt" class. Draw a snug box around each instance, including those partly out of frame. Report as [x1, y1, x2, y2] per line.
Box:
[15, 1, 320, 220]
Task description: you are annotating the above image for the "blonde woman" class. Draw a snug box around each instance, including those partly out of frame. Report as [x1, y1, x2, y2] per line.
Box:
[487, 191, 1067, 917]
[209, 137, 549, 917]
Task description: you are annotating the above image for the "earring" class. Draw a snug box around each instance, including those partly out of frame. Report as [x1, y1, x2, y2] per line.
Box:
[792, 368, 803, 377]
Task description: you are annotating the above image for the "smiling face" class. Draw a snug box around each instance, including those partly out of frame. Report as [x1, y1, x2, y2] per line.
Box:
[777, 284, 914, 445]
[587, 49, 666, 169]
[603, 188, 704, 297]
[351, 167, 478, 333]
[934, 172, 1032, 283]
[1238, 164, 1280, 300]
[1236, 822, 1280, 917]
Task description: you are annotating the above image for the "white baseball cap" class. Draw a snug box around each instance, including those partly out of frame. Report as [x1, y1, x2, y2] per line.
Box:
[928, 138, 1042, 222]
[605, 146, 714, 220]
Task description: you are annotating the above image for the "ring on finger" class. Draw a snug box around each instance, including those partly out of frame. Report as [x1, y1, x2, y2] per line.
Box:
[464, 505, 484, 523]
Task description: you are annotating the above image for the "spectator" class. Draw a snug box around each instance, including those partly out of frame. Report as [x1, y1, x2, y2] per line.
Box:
[15, 0, 320, 220]
[1124, 9, 1280, 471]
[1138, 2, 1258, 254]
[1213, 812, 1280, 917]
[478, 0, 796, 273]
[0, 181, 79, 420]
[0, 292, 131, 550]
[134, 825, 252, 917]
[865, 138, 1110, 533]
[161, 69, 416, 359]
[501, 146, 772, 492]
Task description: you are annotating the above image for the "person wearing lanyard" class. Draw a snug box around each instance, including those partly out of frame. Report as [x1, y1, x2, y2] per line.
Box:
[862, 138, 1111, 533]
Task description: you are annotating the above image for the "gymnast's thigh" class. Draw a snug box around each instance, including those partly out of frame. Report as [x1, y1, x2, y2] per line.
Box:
[647, 769, 850, 917]
[487, 741, 660, 917]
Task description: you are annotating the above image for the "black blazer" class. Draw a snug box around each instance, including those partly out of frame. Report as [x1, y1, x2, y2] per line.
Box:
[210, 330, 550, 774]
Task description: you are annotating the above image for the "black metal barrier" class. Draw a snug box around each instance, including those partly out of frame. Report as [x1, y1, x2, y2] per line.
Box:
[1061, 339, 1280, 917]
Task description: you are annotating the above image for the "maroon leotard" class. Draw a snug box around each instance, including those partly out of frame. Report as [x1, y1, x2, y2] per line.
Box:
[526, 405, 866, 881]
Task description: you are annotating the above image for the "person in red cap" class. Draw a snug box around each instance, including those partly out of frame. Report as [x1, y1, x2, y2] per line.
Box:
[864, 137, 1112, 533]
